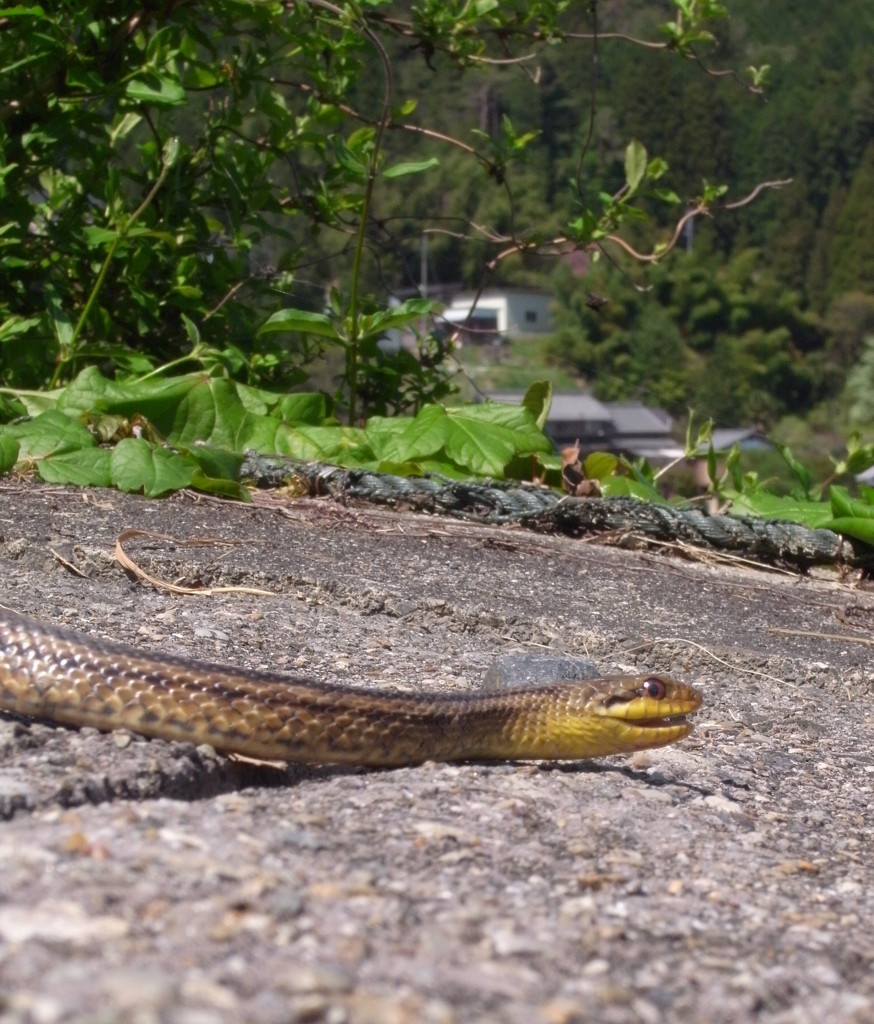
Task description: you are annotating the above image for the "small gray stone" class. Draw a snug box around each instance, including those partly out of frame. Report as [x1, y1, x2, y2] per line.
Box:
[481, 653, 601, 691]
[0, 777, 36, 818]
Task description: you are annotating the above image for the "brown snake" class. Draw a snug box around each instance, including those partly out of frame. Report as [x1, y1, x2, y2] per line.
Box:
[0, 607, 701, 766]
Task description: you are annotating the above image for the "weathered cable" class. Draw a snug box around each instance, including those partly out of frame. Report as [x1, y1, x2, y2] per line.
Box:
[239, 454, 874, 570]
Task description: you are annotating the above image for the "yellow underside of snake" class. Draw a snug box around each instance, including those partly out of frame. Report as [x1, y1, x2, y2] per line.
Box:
[0, 608, 702, 766]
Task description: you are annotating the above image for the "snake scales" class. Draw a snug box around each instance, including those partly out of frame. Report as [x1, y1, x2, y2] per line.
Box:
[0, 607, 701, 766]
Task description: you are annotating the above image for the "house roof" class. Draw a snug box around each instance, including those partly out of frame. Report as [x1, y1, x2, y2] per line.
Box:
[604, 402, 673, 437]
[708, 428, 772, 451]
[487, 391, 613, 422]
[484, 391, 766, 462]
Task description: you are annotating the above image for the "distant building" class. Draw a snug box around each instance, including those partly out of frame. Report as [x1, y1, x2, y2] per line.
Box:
[443, 289, 554, 343]
[705, 428, 773, 454]
[607, 402, 677, 461]
[485, 391, 774, 461]
[486, 391, 676, 454]
[487, 390, 614, 449]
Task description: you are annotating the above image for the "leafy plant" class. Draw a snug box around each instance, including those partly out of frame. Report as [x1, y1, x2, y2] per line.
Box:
[0, 1, 777, 403]
[5, 0, 846, 537]
[0, 369, 555, 497]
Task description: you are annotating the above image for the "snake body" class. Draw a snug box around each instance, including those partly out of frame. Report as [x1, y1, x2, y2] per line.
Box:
[0, 608, 701, 766]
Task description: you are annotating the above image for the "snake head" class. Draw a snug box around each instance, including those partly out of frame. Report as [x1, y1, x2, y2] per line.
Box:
[576, 673, 702, 755]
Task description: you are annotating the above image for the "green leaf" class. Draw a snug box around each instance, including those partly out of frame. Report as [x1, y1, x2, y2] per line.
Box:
[383, 157, 440, 179]
[0, 8, 49, 18]
[773, 440, 813, 496]
[331, 137, 367, 178]
[258, 309, 339, 339]
[181, 313, 201, 347]
[521, 380, 552, 432]
[364, 414, 409, 453]
[370, 404, 447, 463]
[0, 315, 41, 342]
[651, 188, 682, 204]
[3, 390, 60, 417]
[842, 444, 874, 476]
[706, 443, 718, 488]
[820, 518, 874, 546]
[583, 451, 620, 481]
[446, 403, 553, 460]
[83, 225, 152, 246]
[126, 76, 186, 107]
[829, 485, 874, 520]
[369, 402, 552, 478]
[44, 283, 73, 349]
[0, 433, 19, 472]
[164, 377, 366, 461]
[601, 476, 665, 502]
[180, 444, 246, 482]
[0, 392, 27, 422]
[282, 424, 372, 464]
[365, 299, 439, 335]
[727, 491, 834, 528]
[233, 381, 273, 416]
[57, 367, 203, 435]
[110, 438, 197, 497]
[275, 392, 329, 424]
[108, 111, 143, 146]
[189, 469, 251, 502]
[624, 140, 647, 193]
[4, 409, 96, 460]
[161, 135, 181, 167]
[646, 156, 669, 180]
[37, 447, 113, 488]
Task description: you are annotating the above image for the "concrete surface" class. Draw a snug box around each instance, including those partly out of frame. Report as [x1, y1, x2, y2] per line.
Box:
[0, 482, 872, 1024]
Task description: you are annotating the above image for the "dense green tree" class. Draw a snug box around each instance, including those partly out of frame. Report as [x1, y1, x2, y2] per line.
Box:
[765, 181, 819, 296]
[805, 188, 847, 314]
[845, 335, 874, 427]
[825, 144, 874, 302]
[825, 292, 874, 370]
[548, 247, 834, 426]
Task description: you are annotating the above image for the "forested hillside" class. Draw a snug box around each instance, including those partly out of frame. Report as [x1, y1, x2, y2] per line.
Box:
[366, 0, 874, 432]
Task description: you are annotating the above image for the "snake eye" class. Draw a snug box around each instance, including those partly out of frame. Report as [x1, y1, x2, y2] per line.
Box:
[641, 677, 667, 700]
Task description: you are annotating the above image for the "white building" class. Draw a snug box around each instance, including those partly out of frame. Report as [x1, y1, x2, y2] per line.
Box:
[443, 289, 554, 343]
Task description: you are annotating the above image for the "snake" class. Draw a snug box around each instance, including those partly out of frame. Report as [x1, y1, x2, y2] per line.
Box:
[0, 607, 701, 767]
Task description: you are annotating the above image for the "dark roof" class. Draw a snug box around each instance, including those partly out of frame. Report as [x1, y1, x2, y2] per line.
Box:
[486, 391, 613, 425]
[604, 402, 673, 438]
[708, 428, 773, 451]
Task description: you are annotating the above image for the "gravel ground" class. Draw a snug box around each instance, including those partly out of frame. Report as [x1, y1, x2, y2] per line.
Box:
[0, 482, 872, 1024]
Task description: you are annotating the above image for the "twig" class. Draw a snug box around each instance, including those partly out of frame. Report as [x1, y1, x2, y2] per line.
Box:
[767, 627, 874, 647]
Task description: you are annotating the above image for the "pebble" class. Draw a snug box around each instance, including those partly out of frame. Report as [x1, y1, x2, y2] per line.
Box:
[482, 654, 601, 690]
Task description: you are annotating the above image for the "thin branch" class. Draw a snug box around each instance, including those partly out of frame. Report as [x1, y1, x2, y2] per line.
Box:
[464, 51, 540, 66]
[600, 205, 707, 264]
[286, 79, 480, 159]
[601, 178, 795, 263]
[682, 45, 768, 95]
[365, 10, 759, 90]
[561, 31, 666, 48]
[725, 177, 794, 209]
[416, 176, 795, 276]
[573, 0, 599, 196]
